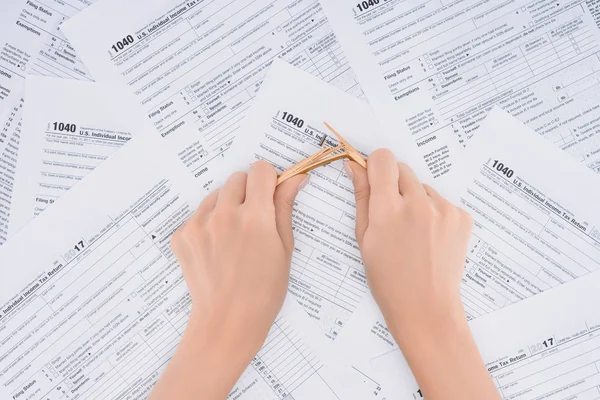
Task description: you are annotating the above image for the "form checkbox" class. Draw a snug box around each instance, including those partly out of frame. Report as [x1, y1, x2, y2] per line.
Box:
[191, 96, 197, 101]
[286, 41, 291, 46]
[59, 46, 64, 51]
[529, 22, 534, 27]
[186, 86, 192, 92]
[277, 26, 282, 32]
[20, 65, 25, 71]
[521, 6, 526, 11]
[437, 73, 442, 78]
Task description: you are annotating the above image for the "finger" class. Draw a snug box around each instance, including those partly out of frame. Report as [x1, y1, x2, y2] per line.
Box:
[245, 160, 277, 208]
[181, 189, 220, 230]
[423, 183, 442, 199]
[397, 162, 426, 197]
[197, 189, 220, 216]
[274, 174, 308, 254]
[345, 161, 369, 245]
[424, 183, 456, 217]
[217, 171, 247, 206]
[367, 149, 400, 206]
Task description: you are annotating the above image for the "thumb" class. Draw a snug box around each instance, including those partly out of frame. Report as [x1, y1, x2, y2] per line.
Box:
[274, 174, 309, 253]
[345, 161, 370, 245]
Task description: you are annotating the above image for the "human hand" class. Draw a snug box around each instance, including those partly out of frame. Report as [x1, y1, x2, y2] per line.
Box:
[173, 160, 307, 359]
[151, 161, 307, 400]
[345, 149, 472, 344]
[345, 150, 501, 400]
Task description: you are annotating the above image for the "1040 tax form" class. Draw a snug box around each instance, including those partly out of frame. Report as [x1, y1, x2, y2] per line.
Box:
[321, 0, 600, 180]
[333, 106, 600, 398]
[0, 0, 99, 246]
[62, 0, 364, 188]
[0, 61, 393, 400]
[9, 76, 138, 237]
[0, 124, 365, 400]
[226, 59, 429, 342]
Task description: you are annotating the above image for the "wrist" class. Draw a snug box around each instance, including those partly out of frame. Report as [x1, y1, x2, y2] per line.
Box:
[187, 311, 257, 367]
[384, 296, 468, 352]
[150, 312, 256, 400]
[179, 313, 255, 394]
[383, 300, 497, 400]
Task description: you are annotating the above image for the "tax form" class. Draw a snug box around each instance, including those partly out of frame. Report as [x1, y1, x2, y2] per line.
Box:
[337, 265, 600, 399]
[473, 266, 600, 400]
[0, 0, 93, 118]
[61, 0, 364, 186]
[0, 61, 391, 400]
[321, 0, 600, 179]
[9, 76, 137, 236]
[0, 0, 97, 245]
[226, 59, 428, 340]
[0, 130, 366, 400]
[333, 107, 600, 398]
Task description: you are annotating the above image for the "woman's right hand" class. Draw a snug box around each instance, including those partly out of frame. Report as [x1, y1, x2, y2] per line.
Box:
[345, 149, 472, 338]
[345, 149, 500, 400]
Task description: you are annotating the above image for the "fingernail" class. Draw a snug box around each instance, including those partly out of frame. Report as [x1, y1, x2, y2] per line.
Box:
[343, 161, 354, 181]
[298, 175, 311, 192]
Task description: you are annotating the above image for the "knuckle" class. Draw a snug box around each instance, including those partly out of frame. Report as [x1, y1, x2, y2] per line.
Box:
[241, 211, 267, 230]
[229, 171, 248, 183]
[461, 208, 473, 226]
[397, 161, 414, 176]
[174, 222, 191, 240]
[209, 206, 237, 228]
[371, 148, 394, 159]
[354, 186, 370, 203]
[369, 148, 395, 164]
[370, 201, 398, 224]
[251, 160, 276, 177]
[171, 221, 201, 255]
[223, 172, 247, 194]
[170, 228, 184, 251]
[438, 199, 457, 217]
[409, 201, 435, 222]
[274, 189, 294, 209]
[423, 183, 437, 197]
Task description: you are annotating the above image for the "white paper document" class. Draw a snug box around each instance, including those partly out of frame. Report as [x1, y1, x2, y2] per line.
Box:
[9, 76, 137, 236]
[0, 0, 97, 245]
[338, 263, 600, 399]
[334, 107, 600, 398]
[0, 61, 390, 400]
[226, 59, 430, 341]
[62, 0, 364, 187]
[0, 0, 93, 118]
[322, 0, 600, 180]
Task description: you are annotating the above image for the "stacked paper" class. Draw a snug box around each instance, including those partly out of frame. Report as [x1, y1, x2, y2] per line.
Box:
[1, 0, 600, 398]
